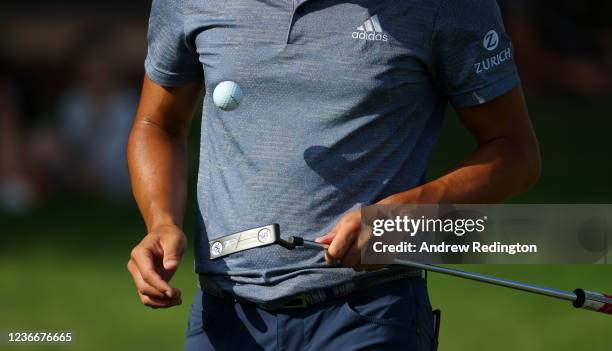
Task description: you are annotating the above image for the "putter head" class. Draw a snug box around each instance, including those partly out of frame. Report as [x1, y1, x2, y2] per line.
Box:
[209, 224, 281, 260]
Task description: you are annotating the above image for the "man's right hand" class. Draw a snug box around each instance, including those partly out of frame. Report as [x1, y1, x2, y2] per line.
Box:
[127, 224, 187, 308]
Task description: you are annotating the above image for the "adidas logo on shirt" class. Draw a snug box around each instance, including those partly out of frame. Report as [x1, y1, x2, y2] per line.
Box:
[351, 15, 388, 42]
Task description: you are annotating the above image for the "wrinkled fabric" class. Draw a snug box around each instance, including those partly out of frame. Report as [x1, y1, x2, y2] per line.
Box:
[145, 0, 520, 302]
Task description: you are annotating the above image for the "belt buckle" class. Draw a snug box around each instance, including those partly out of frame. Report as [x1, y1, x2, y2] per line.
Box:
[282, 294, 308, 309]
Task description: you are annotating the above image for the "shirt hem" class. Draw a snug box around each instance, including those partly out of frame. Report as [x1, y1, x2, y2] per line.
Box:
[144, 57, 203, 87]
[449, 71, 521, 108]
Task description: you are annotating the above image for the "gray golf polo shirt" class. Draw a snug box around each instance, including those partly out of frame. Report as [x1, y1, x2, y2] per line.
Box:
[145, 0, 520, 303]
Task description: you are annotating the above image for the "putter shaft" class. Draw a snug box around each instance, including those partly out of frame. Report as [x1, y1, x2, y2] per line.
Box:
[293, 237, 612, 315]
[392, 258, 576, 301]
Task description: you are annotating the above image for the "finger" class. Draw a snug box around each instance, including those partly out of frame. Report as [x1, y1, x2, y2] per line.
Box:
[138, 282, 181, 300]
[131, 247, 174, 297]
[326, 229, 357, 263]
[130, 262, 180, 299]
[140, 294, 182, 309]
[127, 260, 167, 299]
[141, 286, 182, 300]
[342, 239, 362, 269]
[160, 235, 186, 271]
[315, 227, 338, 244]
[141, 285, 171, 298]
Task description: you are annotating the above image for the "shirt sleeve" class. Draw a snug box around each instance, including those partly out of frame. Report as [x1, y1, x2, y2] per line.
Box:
[432, 0, 520, 107]
[144, 0, 203, 86]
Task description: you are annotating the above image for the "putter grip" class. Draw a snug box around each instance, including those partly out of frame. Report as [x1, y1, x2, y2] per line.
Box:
[573, 289, 612, 315]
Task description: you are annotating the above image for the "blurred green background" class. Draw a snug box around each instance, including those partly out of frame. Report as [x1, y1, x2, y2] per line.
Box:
[2, 99, 612, 350]
[1, 1, 612, 350]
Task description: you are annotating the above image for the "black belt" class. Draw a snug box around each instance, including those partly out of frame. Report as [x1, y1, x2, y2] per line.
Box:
[198, 270, 423, 311]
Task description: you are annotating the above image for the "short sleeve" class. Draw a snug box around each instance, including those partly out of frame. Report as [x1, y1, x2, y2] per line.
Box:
[432, 0, 520, 107]
[144, 0, 203, 86]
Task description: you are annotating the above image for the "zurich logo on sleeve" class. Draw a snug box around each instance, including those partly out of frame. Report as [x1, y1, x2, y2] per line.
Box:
[483, 30, 500, 51]
[474, 29, 512, 74]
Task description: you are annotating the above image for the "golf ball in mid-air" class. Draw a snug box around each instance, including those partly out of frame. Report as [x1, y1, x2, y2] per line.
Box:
[213, 81, 243, 111]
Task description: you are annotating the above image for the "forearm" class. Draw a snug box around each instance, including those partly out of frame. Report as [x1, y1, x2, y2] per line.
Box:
[380, 136, 541, 204]
[128, 121, 188, 231]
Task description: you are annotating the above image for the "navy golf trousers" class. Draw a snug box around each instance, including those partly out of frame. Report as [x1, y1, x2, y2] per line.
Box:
[185, 277, 437, 351]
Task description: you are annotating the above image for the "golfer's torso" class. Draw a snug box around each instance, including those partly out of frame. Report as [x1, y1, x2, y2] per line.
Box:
[191, 0, 445, 298]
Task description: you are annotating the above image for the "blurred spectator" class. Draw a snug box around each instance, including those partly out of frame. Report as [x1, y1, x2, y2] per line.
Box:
[58, 32, 137, 199]
[0, 24, 139, 212]
[501, 0, 612, 96]
[0, 66, 35, 212]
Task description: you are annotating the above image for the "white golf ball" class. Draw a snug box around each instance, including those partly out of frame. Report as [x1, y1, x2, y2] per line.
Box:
[213, 81, 243, 111]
